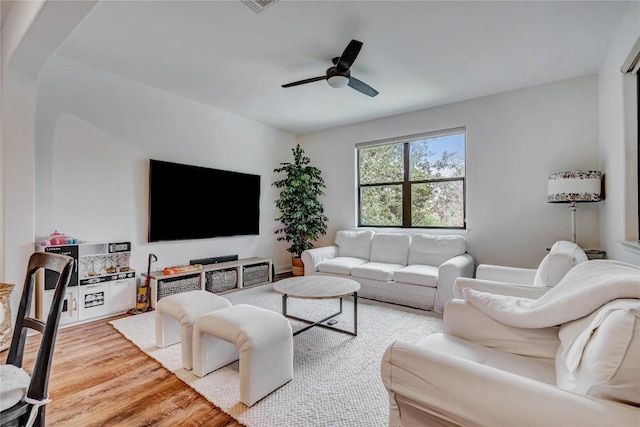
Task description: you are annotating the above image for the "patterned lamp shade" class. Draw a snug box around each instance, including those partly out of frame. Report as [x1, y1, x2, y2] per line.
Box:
[547, 170, 602, 203]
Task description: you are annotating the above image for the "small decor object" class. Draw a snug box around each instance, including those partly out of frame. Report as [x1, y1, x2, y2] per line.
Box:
[0, 283, 15, 351]
[162, 264, 203, 275]
[273, 144, 328, 275]
[291, 256, 304, 276]
[39, 230, 79, 246]
[129, 253, 157, 314]
[548, 170, 602, 243]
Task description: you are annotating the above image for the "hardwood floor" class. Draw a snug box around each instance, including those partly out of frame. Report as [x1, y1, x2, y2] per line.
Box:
[1, 313, 244, 427]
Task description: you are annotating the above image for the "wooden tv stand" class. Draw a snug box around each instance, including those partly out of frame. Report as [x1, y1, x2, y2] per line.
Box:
[144, 257, 272, 308]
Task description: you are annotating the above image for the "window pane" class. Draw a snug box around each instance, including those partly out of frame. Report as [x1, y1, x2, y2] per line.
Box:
[411, 180, 464, 227]
[360, 185, 402, 226]
[409, 133, 465, 181]
[359, 144, 404, 184]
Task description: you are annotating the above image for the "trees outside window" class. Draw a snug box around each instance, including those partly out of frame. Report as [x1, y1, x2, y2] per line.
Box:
[358, 129, 466, 228]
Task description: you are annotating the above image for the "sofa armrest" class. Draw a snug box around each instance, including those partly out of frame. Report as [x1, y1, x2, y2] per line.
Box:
[453, 277, 551, 299]
[434, 253, 475, 313]
[443, 299, 560, 358]
[476, 264, 537, 284]
[381, 339, 640, 427]
[301, 245, 338, 275]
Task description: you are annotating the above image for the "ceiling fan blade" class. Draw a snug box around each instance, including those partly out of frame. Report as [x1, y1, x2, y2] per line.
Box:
[281, 76, 326, 88]
[348, 77, 379, 97]
[336, 39, 363, 72]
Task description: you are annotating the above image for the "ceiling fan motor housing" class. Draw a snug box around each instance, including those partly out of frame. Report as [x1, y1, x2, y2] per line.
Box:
[326, 67, 350, 88]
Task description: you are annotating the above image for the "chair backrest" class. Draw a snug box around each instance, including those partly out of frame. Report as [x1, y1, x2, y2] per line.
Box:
[3, 252, 74, 426]
[533, 241, 588, 287]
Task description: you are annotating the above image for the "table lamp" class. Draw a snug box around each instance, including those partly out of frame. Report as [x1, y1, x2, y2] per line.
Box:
[547, 170, 602, 243]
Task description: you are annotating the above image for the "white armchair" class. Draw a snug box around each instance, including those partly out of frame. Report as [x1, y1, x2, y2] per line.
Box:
[381, 260, 640, 427]
[454, 240, 588, 300]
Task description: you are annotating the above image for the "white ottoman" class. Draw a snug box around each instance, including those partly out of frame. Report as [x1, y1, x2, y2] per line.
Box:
[155, 290, 231, 370]
[193, 304, 293, 407]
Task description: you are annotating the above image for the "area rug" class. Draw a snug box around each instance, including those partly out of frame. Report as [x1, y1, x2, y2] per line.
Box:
[110, 283, 442, 427]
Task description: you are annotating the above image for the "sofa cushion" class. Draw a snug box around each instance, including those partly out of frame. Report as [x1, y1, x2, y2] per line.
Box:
[408, 234, 466, 266]
[556, 299, 640, 405]
[351, 262, 405, 282]
[419, 334, 556, 385]
[369, 233, 411, 265]
[335, 230, 374, 259]
[317, 257, 367, 276]
[533, 240, 588, 287]
[394, 264, 439, 287]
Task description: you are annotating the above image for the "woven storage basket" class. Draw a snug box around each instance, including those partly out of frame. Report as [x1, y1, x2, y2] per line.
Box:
[242, 263, 269, 286]
[157, 274, 201, 301]
[205, 268, 238, 293]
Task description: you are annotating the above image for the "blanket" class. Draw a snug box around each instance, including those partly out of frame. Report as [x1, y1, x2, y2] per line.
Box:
[462, 260, 640, 328]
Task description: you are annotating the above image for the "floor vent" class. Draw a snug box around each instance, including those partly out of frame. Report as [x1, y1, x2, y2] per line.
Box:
[242, 0, 278, 13]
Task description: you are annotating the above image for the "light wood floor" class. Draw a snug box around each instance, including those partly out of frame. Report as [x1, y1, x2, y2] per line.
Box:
[1, 313, 244, 427]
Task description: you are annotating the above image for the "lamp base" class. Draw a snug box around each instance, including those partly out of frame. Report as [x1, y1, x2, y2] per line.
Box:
[569, 202, 577, 243]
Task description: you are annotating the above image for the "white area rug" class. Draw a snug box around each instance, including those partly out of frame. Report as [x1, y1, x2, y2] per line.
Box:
[110, 283, 442, 427]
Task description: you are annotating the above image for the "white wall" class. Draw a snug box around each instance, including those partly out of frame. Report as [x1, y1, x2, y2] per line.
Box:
[298, 75, 600, 268]
[1, 0, 97, 326]
[2, 68, 39, 319]
[598, 1, 640, 266]
[0, 0, 45, 327]
[35, 56, 297, 276]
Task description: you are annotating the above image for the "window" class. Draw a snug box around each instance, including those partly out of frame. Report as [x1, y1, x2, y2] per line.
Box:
[357, 127, 466, 229]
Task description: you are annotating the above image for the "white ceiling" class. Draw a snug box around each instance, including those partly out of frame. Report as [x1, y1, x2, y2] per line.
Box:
[54, 0, 630, 135]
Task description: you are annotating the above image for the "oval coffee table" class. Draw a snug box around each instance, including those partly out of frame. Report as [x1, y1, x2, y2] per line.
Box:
[273, 276, 360, 336]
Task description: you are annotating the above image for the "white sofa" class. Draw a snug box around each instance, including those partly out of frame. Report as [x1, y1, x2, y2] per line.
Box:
[301, 230, 475, 313]
[381, 260, 640, 427]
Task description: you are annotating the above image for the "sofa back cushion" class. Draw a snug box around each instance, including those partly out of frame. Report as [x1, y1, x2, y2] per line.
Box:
[369, 233, 411, 265]
[408, 234, 466, 266]
[534, 240, 588, 287]
[556, 299, 640, 405]
[334, 230, 374, 259]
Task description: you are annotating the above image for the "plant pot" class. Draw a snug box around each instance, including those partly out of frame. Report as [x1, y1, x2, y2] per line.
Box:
[291, 256, 304, 276]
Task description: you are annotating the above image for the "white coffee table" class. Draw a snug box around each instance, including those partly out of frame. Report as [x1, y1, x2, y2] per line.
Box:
[273, 276, 360, 336]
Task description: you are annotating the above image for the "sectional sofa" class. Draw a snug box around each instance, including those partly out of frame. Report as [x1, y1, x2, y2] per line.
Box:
[301, 230, 475, 312]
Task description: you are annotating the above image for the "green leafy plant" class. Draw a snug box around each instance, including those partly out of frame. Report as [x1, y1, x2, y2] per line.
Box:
[273, 144, 328, 257]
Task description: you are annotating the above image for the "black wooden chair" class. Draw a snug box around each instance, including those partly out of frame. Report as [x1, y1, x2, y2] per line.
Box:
[0, 252, 74, 427]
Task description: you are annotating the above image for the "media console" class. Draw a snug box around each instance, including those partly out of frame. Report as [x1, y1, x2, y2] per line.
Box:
[144, 257, 272, 308]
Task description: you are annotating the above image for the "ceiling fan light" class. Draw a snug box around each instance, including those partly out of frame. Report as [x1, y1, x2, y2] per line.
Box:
[327, 75, 349, 88]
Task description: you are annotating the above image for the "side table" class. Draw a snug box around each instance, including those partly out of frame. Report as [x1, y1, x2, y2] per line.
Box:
[584, 249, 607, 260]
[0, 283, 15, 351]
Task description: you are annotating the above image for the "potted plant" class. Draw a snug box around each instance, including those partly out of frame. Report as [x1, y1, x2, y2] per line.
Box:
[273, 144, 328, 275]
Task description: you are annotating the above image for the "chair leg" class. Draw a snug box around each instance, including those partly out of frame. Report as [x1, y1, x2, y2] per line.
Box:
[192, 330, 238, 378]
[155, 311, 180, 348]
[239, 333, 293, 406]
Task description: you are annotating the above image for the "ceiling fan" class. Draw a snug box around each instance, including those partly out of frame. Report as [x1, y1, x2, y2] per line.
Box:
[281, 39, 379, 97]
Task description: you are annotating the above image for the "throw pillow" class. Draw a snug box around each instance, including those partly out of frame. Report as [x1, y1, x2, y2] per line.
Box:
[408, 234, 466, 266]
[334, 230, 374, 259]
[556, 299, 640, 405]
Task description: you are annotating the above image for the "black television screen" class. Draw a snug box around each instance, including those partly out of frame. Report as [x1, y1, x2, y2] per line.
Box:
[148, 159, 260, 242]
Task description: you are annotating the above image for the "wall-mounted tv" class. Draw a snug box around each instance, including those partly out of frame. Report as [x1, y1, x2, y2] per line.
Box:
[148, 159, 260, 242]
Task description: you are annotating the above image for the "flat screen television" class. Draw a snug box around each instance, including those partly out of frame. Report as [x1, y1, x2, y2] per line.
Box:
[148, 159, 260, 242]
